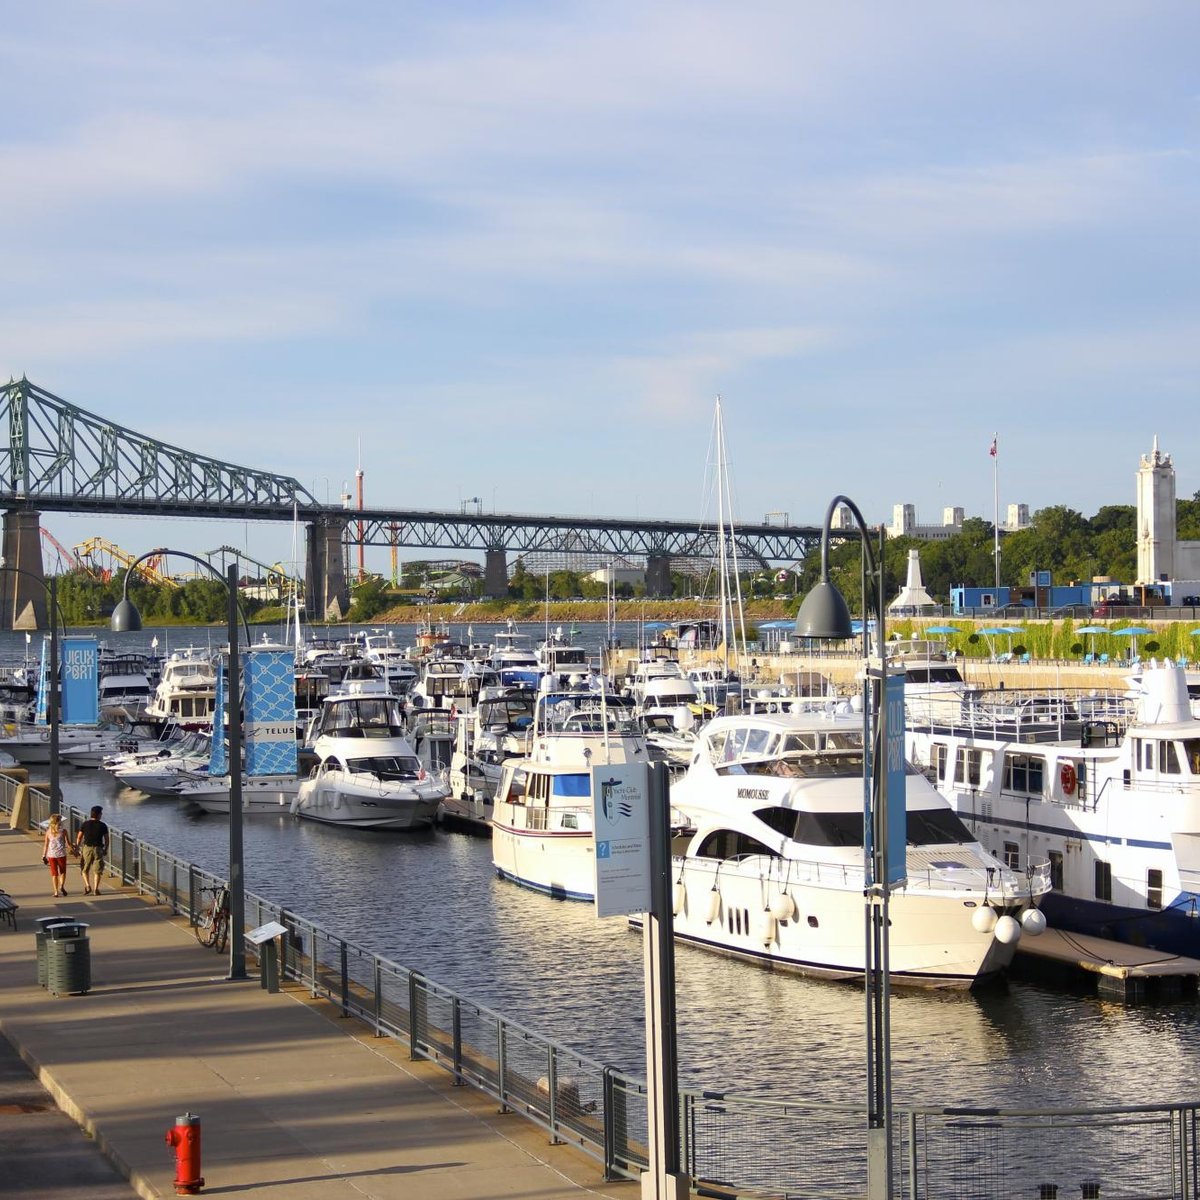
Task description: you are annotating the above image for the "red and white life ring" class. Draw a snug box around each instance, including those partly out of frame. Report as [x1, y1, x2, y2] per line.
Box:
[1060, 762, 1077, 795]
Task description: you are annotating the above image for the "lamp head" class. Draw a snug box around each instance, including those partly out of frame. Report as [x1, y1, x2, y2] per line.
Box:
[794, 580, 854, 641]
[110, 597, 143, 633]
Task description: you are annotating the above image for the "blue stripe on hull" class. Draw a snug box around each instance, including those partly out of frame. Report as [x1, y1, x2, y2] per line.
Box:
[1040, 892, 1200, 958]
[493, 866, 593, 903]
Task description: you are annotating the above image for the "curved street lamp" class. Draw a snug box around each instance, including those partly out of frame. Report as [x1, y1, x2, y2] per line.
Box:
[111, 549, 249, 981]
[794, 495, 896, 1200]
[0, 562, 65, 818]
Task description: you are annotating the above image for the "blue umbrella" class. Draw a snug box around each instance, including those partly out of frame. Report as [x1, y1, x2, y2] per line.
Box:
[1075, 624, 1108, 654]
[925, 624, 959, 635]
[1113, 625, 1153, 656]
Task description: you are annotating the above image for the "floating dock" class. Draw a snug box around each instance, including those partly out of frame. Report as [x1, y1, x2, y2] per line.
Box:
[1013, 928, 1200, 1001]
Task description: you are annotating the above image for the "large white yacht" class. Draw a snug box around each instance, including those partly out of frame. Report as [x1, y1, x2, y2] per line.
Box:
[292, 691, 447, 830]
[144, 647, 217, 730]
[668, 707, 1049, 987]
[906, 660, 1200, 958]
[490, 689, 651, 900]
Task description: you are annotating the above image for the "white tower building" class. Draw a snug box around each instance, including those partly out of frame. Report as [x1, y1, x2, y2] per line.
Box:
[1137, 437, 1176, 585]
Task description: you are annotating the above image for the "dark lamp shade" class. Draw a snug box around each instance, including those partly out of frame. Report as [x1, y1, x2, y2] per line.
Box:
[794, 580, 854, 641]
[110, 597, 143, 633]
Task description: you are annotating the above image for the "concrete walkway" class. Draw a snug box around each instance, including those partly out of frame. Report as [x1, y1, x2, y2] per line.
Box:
[0, 827, 631, 1199]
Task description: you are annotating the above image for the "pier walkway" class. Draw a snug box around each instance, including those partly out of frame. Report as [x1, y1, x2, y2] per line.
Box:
[0, 827, 627, 1200]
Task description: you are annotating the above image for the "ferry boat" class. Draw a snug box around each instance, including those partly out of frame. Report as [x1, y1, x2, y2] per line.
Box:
[906, 660, 1200, 957]
[490, 689, 652, 900]
[669, 708, 1049, 987]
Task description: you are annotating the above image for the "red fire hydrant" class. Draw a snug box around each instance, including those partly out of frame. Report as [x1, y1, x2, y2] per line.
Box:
[165, 1112, 204, 1195]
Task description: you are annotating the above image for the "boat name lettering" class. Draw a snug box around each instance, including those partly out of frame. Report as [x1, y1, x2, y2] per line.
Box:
[737, 787, 771, 801]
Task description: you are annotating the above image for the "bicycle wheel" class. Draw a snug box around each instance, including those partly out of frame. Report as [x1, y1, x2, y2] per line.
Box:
[194, 900, 219, 947]
[212, 910, 230, 954]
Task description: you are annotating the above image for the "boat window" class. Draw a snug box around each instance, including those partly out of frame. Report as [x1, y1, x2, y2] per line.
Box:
[722, 728, 749, 762]
[694, 828, 780, 860]
[561, 812, 579, 830]
[744, 728, 772, 757]
[1048, 850, 1064, 891]
[931, 743, 949, 782]
[789, 810, 864, 848]
[738, 750, 866, 779]
[1147, 868, 1163, 910]
[1160, 742, 1181, 775]
[1183, 740, 1200, 775]
[781, 733, 818, 753]
[1095, 860, 1113, 902]
[1002, 753, 1045, 796]
[907, 807, 974, 845]
[1003, 841, 1020, 870]
[954, 747, 983, 787]
[823, 731, 862, 750]
[551, 773, 591, 798]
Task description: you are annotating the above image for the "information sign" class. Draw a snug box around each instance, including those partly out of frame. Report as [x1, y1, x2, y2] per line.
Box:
[592, 762, 652, 918]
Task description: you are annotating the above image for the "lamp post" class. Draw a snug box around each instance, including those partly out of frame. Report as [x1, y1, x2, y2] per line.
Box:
[793, 496, 895, 1200]
[111, 550, 249, 981]
[0, 564, 64, 817]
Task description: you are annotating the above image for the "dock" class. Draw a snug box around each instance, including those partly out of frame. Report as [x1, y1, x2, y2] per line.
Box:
[0, 826, 627, 1199]
[1013, 927, 1200, 1001]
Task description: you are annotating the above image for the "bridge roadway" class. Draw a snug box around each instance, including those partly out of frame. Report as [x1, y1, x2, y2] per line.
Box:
[0, 377, 828, 626]
[0, 826, 627, 1200]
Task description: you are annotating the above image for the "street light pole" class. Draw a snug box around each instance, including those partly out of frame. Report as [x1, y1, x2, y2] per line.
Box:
[111, 549, 249, 980]
[794, 496, 895, 1200]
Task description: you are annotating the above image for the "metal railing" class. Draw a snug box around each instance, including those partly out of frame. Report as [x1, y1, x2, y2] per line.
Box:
[4, 772, 1199, 1199]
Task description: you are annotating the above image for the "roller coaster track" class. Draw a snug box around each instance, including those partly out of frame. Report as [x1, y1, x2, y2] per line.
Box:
[74, 537, 180, 587]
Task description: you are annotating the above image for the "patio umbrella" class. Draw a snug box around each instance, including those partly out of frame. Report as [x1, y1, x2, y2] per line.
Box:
[1113, 625, 1153, 657]
[978, 626, 1022, 657]
[1075, 625, 1109, 655]
[925, 624, 959, 635]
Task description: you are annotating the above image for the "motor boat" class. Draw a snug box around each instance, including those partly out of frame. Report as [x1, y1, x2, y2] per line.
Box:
[445, 687, 535, 826]
[178, 773, 302, 815]
[291, 691, 447, 830]
[144, 647, 217, 730]
[668, 707, 1049, 987]
[886, 639, 982, 726]
[490, 688, 653, 900]
[105, 731, 212, 795]
[906, 659, 1200, 958]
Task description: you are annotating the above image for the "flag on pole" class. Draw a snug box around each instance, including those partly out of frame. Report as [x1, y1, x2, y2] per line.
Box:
[989, 435, 998, 458]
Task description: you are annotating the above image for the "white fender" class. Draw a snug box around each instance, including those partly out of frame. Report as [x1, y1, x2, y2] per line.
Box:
[769, 893, 795, 921]
[1019, 907, 1047, 936]
[706, 888, 721, 925]
[755, 912, 776, 945]
[672, 882, 686, 916]
[994, 914, 1022, 945]
[971, 905, 999, 934]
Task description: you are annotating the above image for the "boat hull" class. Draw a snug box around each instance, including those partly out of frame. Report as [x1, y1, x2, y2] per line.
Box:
[292, 775, 444, 831]
[490, 802, 595, 900]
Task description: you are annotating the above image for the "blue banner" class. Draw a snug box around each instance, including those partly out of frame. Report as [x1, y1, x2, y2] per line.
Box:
[244, 648, 297, 777]
[61, 638, 100, 726]
[35, 640, 48, 725]
[209, 661, 228, 776]
[867, 672, 908, 891]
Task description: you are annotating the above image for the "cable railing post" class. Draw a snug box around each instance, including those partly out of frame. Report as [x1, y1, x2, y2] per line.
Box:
[373, 957, 383, 1036]
[451, 997, 463, 1086]
[497, 1017, 509, 1114]
[188, 865, 197, 924]
[340, 941, 350, 1017]
[907, 1110, 918, 1200]
[408, 971, 420, 1061]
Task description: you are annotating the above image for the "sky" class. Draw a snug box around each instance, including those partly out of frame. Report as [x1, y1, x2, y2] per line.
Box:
[2, 3, 1198, 576]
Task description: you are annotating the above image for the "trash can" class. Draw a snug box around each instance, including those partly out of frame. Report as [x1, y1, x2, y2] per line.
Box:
[35, 917, 78, 988]
[44, 921, 90, 996]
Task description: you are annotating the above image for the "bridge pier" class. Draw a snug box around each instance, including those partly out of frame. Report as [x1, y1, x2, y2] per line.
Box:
[1, 511, 47, 630]
[484, 549, 508, 599]
[305, 519, 350, 622]
[645, 554, 673, 600]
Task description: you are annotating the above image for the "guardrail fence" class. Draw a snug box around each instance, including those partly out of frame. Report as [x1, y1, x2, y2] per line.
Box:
[4, 774, 1197, 1199]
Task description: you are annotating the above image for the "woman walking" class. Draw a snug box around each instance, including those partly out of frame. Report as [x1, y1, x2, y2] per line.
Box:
[41, 813, 72, 897]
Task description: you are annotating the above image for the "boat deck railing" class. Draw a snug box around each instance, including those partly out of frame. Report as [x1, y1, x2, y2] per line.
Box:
[5, 775, 1198, 1200]
[908, 687, 1137, 744]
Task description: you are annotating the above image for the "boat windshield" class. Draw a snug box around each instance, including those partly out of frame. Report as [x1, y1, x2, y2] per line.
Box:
[321, 697, 405, 737]
[756, 805, 973, 848]
[540, 695, 639, 735]
[733, 749, 866, 779]
[345, 754, 422, 780]
[479, 694, 535, 731]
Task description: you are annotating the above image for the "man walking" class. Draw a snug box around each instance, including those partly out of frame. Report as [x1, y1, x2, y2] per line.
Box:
[75, 805, 110, 896]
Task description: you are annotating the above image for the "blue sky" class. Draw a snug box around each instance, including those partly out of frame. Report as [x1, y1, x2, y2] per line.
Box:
[2, 3, 1197, 575]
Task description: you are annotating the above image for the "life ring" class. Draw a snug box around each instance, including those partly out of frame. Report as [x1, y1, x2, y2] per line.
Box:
[1060, 762, 1077, 795]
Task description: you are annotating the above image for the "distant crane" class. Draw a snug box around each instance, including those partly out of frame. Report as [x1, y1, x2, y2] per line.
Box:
[74, 537, 180, 587]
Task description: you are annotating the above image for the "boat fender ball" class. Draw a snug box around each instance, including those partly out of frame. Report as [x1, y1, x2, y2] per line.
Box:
[755, 913, 776, 945]
[993, 915, 1022, 945]
[971, 905, 999, 934]
[672, 882, 686, 916]
[706, 889, 721, 925]
[769, 894, 796, 921]
[1019, 907, 1047, 936]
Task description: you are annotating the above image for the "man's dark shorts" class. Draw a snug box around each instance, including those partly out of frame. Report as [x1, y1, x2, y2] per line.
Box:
[80, 845, 104, 874]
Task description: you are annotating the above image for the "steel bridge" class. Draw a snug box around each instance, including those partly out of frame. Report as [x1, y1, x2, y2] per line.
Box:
[0, 377, 828, 627]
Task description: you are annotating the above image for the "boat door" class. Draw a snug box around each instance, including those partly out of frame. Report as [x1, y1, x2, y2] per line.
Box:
[1131, 735, 1186, 789]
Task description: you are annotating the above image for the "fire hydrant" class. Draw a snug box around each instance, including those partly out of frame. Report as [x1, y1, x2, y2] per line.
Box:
[165, 1112, 204, 1195]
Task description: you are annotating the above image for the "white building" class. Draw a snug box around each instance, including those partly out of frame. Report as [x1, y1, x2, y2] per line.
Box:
[1136, 437, 1200, 595]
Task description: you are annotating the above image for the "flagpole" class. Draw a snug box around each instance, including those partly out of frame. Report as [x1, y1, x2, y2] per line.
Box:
[992, 433, 1000, 591]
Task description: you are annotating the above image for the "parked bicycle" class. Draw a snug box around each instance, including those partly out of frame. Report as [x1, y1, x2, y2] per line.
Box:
[194, 884, 230, 953]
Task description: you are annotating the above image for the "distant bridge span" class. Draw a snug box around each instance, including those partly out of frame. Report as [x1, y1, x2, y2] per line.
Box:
[0, 378, 829, 626]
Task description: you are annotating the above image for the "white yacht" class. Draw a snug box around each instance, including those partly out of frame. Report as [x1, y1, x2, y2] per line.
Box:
[668, 708, 1049, 987]
[292, 691, 447, 830]
[409, 658, 500, 714]
[105, 731, 213, 796]
[178, 774, 302, 815]
[490, 690, 651, 900]
[445, 687, 536, 826]
[886, 639, 981, 726]
[145, 647, 217, 730]
[489, 624, 540, 674]
[906, 660, 1200, 959]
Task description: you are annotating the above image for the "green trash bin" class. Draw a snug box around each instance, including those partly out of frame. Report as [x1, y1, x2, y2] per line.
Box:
[45, 921, 90, 996]
[35, 917, 78, 988]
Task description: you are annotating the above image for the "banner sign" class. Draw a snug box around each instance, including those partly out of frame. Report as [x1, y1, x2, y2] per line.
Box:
[243, 648, 297, 777]
[61, 638, 100, 726]
[592, 762, 652, 918]
[209, 661, 228, 777]
[867, 673, 908, 890]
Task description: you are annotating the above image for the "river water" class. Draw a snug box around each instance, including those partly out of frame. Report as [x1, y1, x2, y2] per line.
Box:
[12, 622, 1200, 1111]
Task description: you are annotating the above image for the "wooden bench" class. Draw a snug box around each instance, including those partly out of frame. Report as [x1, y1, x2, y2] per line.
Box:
[0, 891, 18, 931]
